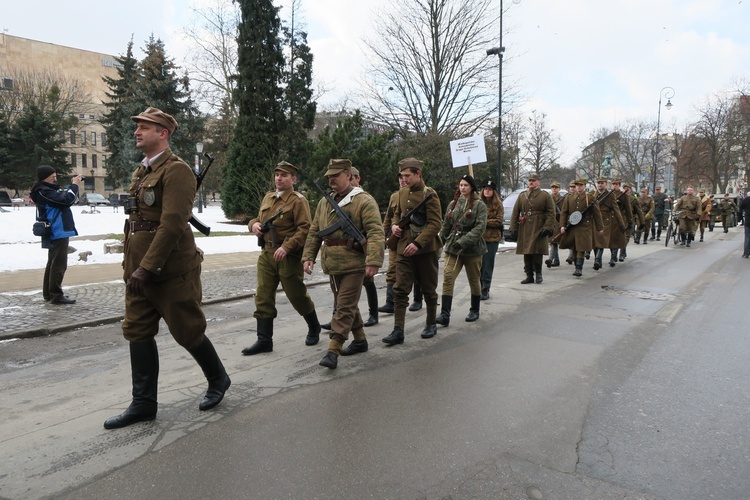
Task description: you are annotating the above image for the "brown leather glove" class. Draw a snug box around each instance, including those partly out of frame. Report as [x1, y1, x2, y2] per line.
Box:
[127, 266, 154, 296]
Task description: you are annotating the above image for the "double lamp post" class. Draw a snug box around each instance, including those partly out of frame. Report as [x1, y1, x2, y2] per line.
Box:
[651, 86, 675, 194]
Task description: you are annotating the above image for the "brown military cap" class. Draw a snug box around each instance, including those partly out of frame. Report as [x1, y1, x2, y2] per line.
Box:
[596, 177, 608, 183]
[527, 173, 541, 181]
[550, 181, 561, 188]
[131, 107, 179, 134]
[640, 187, 648, 192]
[574, 178, 588, 185]
[324, 158, 352, 176]
[655, 186, 662, 190]
[398, 157, 424, 171]
[623, 182, 632, 188]
[569, 181, 577, 188]
[350, 166, 360, 178]
[611, 178, 622, 185]
[275, 160, 299, 175]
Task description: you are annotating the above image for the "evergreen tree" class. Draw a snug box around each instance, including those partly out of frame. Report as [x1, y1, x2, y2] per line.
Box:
[222, 0, 286, 219]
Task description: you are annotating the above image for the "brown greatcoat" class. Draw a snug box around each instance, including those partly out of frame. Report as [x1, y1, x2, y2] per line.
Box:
[610, 190, 632, 248]
[700, 195, 712, 222]
[392, 180, 443, 255]
[123, 148, 202, 281]
[559, 191, 603, 252]
[551, 191, 565, 239]
[593, 189, 625, 249]
[509, 187, 556, 255]
[639, 195, 655, 222]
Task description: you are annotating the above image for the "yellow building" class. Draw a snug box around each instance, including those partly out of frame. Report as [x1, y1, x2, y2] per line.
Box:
[0, 33, 119, 193]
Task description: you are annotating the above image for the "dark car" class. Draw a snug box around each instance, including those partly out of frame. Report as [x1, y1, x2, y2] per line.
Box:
[108, 193, 129, 206]
[79, 193, 111, 206]
[0, 190, 12, 207]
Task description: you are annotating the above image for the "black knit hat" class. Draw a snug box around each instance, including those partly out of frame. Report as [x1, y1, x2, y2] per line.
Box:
[37, 165, 56, 181]
[461, 174, 477, 192]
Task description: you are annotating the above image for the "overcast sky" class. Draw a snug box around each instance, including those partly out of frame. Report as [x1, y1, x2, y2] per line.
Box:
[3, 0, 749, 166]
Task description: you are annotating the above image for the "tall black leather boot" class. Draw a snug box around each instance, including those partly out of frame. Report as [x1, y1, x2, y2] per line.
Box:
[465, 295, 480, 322]
[241, 318, 274, 355]
[188, 337, 231, 411]
[521, 264, 535, 284]
[363, 280, 379, 327]
[686, 234, 692, 247]
[409, 284, 423, 311]
[593, 249, 603, 270]
[634, 231, 641, 244]
[619, 248, 626, 261]
[303, 311, 322, 345]
[104, 339, 159, 429]
[534, 260, 543, 283]
[573, 258, 584, 277]
[609, 249, 618, 267]
[436, 295, 452, 326]
[378, 285, 394, 313]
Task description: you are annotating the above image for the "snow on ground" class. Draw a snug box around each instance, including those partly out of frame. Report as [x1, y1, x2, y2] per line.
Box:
[0, 205, 257, 272]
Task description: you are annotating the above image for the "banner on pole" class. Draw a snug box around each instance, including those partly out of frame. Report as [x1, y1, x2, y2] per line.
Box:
[450, 136, 487, 168]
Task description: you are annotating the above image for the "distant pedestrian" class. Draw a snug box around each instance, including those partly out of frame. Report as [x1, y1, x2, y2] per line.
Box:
[30, 165, 82, 305]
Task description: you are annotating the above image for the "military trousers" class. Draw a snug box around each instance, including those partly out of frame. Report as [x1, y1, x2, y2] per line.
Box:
[678, 217, 698, 237]
[481, 241, 500, 291]
[122, 265, 206, 349]
[254, 251, 315, 320]
[43, 237, 69, 301]
[328, 273, 366, 353]
[393, 251, 439, 327]
[384, 249, 398, 285]
[442, 252, 482, 297]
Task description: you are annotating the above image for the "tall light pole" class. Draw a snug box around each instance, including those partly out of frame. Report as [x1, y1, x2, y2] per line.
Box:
[195, 141, 204, 214]
[651, 86, 675, 193]
[486, 0, 520, 194]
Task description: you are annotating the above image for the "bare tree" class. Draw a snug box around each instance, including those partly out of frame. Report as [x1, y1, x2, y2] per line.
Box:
[502, 112, 526, 191]
[360, 0, 499, 137]
[576, 128, 618, 183]
[616, 118, 653, 190]
[521, 110, 560, 177]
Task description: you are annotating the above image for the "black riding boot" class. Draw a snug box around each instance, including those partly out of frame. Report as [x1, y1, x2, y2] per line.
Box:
[241, 318, 274, 355]
[619, 248, 626, 261]
[534, 259, 543, 283]
[566, 249, 575, 265]
[104, 339, 159, 429]
[465, 295, 480, 322]
[634, 231, 641, 244]
[188, 337, 231, 411]
[436, 295, 452, 326]
[686, 234, 692, 247]
[304, 311, 322, 345]
[680, 233, 686, 246]
[593, 248, 603, 270]
[378, 285, 394, 313]
[609, 249, 618, 267]
[409, 284, 423, 311]
[363, 280, 379, 327]
[521, 264, 535, 284]
[573, 258, 584, 277]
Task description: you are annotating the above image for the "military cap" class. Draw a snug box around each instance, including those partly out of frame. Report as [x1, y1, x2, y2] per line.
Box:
[461, 174, 478, 191]
[611, 178, 622, 185]
[569, 181, 577, 188]
[324, 158, 352, 176]
[527, 173, 541, 181]
[655, 186, 662, 190]
[351, 166, 360, 178]
[398, 157, 424, 171]
[640, 187, 648, 192]
[623, 182, 632, 188]
[574, 178, 588, 185]
[275, 160, 299, 175]
[483, 180, 498, 191]
[131, 107, 178, 134]
[596, 177, 609, 183]
[550, 181, 561, 188]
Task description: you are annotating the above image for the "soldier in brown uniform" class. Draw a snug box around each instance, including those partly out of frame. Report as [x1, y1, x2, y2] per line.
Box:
[546, 181, 565, 268]
[508, 173, 556, 283]
[104, 107, 230, 430]
[608, 179, 632, 266]
[619, 183, 644, 261]
[674, 186, 702, 247]
[303, 159, 385, 369]
[634, 187, 654, 244]
[564, 180, 577, 265]
[382, 158, 443, 345]
[698, 189, 712, 242]
[559, 178, 604, 277]
[592, 177, 625, 270]
[241, 161, 321, 355]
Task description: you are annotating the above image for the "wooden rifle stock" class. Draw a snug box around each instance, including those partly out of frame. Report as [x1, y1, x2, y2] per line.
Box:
[385, 192, 435, 251]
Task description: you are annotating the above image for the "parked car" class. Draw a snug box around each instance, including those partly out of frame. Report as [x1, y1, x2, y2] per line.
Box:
[502, 187, 567, 239]
[0, 190, 12, 207]
[108, 192, 130, 206]
[79, 193, 111, 206]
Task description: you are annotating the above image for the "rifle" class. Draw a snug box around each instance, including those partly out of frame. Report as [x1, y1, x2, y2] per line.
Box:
[550, 189, 609, 243]
[313, 181, 367, 252]
[385, 192, 435, 251]
[189, 152, 215, 236]
[258, 208, 283, 248]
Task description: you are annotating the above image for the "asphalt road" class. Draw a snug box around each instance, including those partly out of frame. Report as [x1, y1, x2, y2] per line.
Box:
[1, 229, 748, 499]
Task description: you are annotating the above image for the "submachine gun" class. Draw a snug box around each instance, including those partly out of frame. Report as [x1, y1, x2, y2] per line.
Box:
[385, 192, 435, 251]
[258, 208, 283, 248]
[313, 181, 367, 253]
[189, 152, 215, 236]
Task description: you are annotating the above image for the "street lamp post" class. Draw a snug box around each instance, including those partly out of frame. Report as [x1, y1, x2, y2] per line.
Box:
[90, 168, 95, 193]
[486, 0, 520, 194]
[651, 86, 675, 193]
[195, 141, 204, 214]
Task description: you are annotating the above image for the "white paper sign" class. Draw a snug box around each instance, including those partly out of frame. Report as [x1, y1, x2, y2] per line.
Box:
[450, 136, 487, 168]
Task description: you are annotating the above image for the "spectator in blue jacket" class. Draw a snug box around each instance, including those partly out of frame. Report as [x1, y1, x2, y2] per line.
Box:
[30, 165, 82, 305]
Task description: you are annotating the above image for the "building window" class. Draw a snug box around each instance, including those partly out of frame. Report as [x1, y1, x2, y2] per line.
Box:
[81, 131, 86, 145]
[92, 154, 98, 169]
[1, 78, 14, 90]
[91, 132, 96, 146]
[69, 130, 76, 145]
[102, 155, 106, 168]
[101, 133, 107, 147]
[58, 130, 65, 141]
[82, 154, 87, 168]
[70, 153, 77, 167]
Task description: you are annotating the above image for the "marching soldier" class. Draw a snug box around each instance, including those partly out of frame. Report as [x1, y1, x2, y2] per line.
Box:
[559, 178, 604, 277]
[592, 177, 625, 269]
[303, 159, 385, 369]
[674, 186, 702, 246]
[718, 193, 736, 233]
[635, 187, 654, 244]
[620, 183, 644, 261]
[382, 158, 443, 345]
[546, 181, 565, 268]
[242, 161, 322, 356]
[651, 186, 669, 240]
[609, 179, 632, 265]
[698, 189, 712, 241]
[564, 180, 577, 265]
[508, 173, 556, 284]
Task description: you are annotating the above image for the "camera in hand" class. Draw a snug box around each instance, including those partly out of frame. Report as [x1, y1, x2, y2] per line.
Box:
[124, 197, 138, 214]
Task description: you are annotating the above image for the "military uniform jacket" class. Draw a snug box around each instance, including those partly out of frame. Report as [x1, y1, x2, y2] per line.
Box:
[509, 188, 556, 255]
[302, 187, 385, 275]
[392, 180, 443, 255]
[482, 197, 504, 243]
[123, 148, 202, 281]
[638, 195, 655, 221]
[559, 192, 603, 252]
[699, 196, 712, 221]
[609, 190, 633, 248]
[551, 192, 565, 238]
[383, 190, 400, 238]
[653, 192, 669, 216]
[593, 190, 625, 249]
[439, 194, 488, 257]
[718, 199, 735, 218]
[675, 194, 701, 220]
[249, 189, 311, 257]
[630, 196, 645, 229]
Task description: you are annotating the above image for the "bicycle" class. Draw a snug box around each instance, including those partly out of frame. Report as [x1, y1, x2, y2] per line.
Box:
[664, 210, 682, 247]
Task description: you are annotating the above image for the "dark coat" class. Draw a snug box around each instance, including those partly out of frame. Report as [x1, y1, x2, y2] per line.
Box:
[509, 188, 556, 255]
[30, 181, 79, 248]
[559, 191, 603, 252]
[439, 194, 488, 257]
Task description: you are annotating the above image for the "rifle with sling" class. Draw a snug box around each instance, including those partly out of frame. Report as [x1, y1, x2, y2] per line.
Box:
[258, 208, 283, 248]
[188, 152, 215, 236]
[385, 192, 435, 251]
[313, 181, 368, 253]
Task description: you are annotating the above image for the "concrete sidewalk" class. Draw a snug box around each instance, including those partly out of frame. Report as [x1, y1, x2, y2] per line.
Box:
[0, 252, 329, 340]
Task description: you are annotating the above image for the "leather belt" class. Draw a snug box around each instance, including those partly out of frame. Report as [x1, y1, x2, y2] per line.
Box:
[129, 220, 160, 233]
[323, 238, 365, 254]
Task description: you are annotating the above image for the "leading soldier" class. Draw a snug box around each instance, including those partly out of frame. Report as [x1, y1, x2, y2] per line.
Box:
[242, 161, 322, 355]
